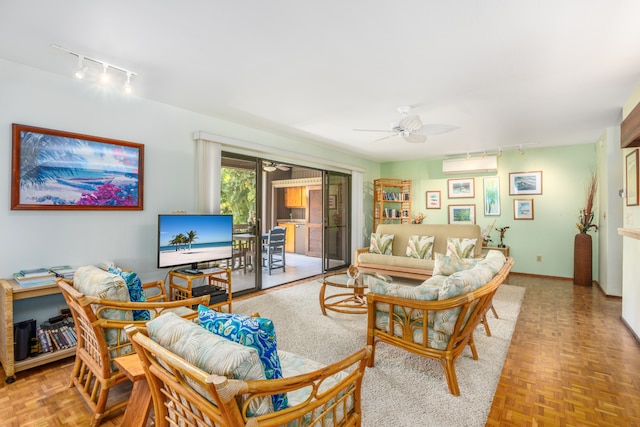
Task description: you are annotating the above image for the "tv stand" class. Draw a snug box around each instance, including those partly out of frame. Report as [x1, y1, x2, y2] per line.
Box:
[168, 268, 232, 312]
[179, 268, 201, 275]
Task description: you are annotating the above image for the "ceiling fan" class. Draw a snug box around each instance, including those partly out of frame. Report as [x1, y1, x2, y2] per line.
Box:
[262, 161, 291, 172]
[354, 106, 459, 143]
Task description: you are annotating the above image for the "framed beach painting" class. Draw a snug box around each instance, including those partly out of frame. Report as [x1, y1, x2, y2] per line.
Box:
[626, 149, 638, 206]
[514, 198, 534, 220]
[483, 177, 500, 216]
[426, 190, 441, 209]
[509, 171, 542, 195]
[11, 124, 144, 210]
[448, 204, 476, 224]
[448, 178, 475, 198]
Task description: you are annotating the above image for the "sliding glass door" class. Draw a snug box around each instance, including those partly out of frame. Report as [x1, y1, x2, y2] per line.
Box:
[324, 171, 351, 271]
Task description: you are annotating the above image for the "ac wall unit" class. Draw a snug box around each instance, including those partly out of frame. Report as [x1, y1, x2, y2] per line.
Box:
[442, 155, 498, 174]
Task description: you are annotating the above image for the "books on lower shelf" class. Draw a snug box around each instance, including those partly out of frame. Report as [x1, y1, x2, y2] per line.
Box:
[38, 317, 76, 353]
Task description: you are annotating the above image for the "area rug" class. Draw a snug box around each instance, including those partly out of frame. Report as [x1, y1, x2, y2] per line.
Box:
[234, 280, 525, 427]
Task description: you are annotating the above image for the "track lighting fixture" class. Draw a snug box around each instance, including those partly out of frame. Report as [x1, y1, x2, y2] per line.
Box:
[52, 44, 137, 94]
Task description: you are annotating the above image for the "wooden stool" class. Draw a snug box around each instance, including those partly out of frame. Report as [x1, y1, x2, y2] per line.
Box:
[114, 354, 152, 427]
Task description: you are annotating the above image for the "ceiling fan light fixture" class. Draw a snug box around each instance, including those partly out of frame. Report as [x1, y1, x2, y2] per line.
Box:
[263, 165, 277, 172]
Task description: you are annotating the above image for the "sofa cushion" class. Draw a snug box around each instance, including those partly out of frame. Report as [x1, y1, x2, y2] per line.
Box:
[445, 237, 477, 258]
[147, 312, 271, 416]
[405, 235, 435, 259]
[358, 252, 434, 271]
[197, 305, 287, 411]
[432, 252, 480, 276]
[370, 233, 394, 255]
[108, 267, 150, 321]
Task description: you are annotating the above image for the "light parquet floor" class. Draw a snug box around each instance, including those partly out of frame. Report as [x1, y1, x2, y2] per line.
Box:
[1, 275, 639, 426]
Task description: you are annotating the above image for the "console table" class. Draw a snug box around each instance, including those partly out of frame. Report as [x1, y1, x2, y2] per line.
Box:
[482, 246, 510, 257]
[168, 267, 232, 312]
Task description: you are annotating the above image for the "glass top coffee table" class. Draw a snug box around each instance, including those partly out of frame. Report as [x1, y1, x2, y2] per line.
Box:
[319, 271, 389, 315]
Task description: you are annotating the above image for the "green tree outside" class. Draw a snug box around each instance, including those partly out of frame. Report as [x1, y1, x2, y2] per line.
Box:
[220, 167, 256, 224]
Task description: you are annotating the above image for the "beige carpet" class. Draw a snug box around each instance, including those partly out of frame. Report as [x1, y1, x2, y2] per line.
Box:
[234, 279, 525, 427]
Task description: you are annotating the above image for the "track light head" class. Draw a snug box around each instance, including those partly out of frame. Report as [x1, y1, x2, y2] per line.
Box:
[123, 73, 133, 94]
[100, 63, 109, 83]
[74, 56, 87, 79]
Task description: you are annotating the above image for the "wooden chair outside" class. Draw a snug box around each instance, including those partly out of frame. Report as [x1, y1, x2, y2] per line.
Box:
[125, 324, 371, 427]
[57, 279, 210, 427]
[366, 257, 513, 396]
[262, 226, 286, 275]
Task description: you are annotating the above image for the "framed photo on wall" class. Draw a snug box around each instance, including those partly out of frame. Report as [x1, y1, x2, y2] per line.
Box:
[483, 177, 500, 216]
[11, 123, 144, 210]
[448, 178, 475, 198]
[509, 171, 542, 195]
[514, 198, 534, 220]
[626, 149, 638, 206]
[426, 190, 441, 209]
[448, 204, 476, 224]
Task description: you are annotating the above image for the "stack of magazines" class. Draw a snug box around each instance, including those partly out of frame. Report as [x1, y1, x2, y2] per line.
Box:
[12, 268, 57, 287]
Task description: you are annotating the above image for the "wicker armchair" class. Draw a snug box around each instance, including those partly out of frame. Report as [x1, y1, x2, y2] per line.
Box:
[366, 255, 513, 396]
[57, 278, 210, 427]
[125, 323, 371, 427]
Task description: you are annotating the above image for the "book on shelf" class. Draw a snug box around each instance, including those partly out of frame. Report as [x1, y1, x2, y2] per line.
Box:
[49, 265, 77, 279]
[12, 273, 57, 287]
[17, 267, 50, 278]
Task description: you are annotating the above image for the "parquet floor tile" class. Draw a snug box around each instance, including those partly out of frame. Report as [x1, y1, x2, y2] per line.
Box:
[1, 274, 639, 426]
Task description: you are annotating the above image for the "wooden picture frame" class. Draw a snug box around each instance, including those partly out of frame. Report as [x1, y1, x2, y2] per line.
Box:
[509, 171, 542, 195]
[483, 177, 500, 216]
[514, 198, 534, 220]
[448, 204, 476, 224]
[447, 178, 475, 198]
[11, 124, 144, 210]
[426, 190, 441, 209]
[626, 149, 639, 206]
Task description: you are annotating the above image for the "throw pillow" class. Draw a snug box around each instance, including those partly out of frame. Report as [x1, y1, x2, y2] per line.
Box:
[108, 267, 150, 321]
[433, 252, 480, 276]
[197, 305, 287, 411]
[445, 237, 477, 258]
[405, 235, 435, 259]
[369, 233, 394, 255]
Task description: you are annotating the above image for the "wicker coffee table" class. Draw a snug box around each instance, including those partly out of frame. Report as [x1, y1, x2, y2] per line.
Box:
[320, 271, 382, 315]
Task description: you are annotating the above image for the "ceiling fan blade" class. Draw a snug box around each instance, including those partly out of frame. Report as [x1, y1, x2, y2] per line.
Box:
[276, 164, 290, 171]
[417, 124, 460, 135]
[372, 134, 395, 143]
[404, 133, 427, 143]
[399, 114, 423, 131]
[353, 128, 393, 133]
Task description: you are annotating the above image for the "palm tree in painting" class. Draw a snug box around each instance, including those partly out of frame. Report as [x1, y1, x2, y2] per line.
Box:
[186, 230, 198, 250]
[19, 132, 85, 188]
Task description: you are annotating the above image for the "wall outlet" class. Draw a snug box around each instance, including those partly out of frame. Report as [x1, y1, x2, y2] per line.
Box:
[536, 255, 542, 262]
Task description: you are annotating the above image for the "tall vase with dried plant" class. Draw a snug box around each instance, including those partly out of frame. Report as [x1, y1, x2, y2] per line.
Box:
[574, 171, 598, 286]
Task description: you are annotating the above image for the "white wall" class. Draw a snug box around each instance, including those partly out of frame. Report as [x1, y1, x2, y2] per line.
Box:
[0, 59, 379, 283]
[620, 84, 640, 338]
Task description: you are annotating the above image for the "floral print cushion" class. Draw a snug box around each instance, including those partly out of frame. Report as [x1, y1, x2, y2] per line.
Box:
[405, 235, 435, 259]
[108, 266, 150, 321]
[432, 252, 481, 276]
[445, 237, 477, 258]
[147, 312, 271, 416]
[197, 305, 287, 411]
[369, 233, 394, 255]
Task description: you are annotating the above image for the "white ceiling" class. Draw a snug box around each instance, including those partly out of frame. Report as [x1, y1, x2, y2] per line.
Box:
[1, 1, 640, 161]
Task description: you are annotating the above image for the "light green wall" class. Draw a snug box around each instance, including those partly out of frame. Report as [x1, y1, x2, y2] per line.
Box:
[379, 144, 598, 277]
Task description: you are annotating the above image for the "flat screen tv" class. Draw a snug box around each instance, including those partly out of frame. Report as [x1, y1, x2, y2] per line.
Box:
[157, 214, 233, 273]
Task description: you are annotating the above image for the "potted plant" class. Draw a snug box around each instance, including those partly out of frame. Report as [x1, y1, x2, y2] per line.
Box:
[573, 171, 598, 286]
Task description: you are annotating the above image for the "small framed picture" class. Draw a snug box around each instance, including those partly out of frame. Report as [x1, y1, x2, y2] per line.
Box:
[483, 177, 500, 216]
[448, 178, 475, 198]
[509, 171, 542, 195]
[426, 190, 441, 209]
[626, 149, 638, 206]
[448, 204, 476, 224]
[514, 198, 534, 220]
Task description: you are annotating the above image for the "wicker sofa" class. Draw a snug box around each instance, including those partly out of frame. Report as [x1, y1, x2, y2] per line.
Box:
[355, 223, 483, 280]
[365, 250, 513, 396]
